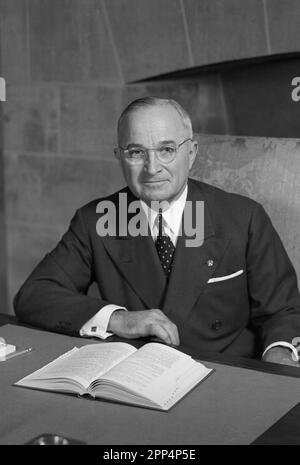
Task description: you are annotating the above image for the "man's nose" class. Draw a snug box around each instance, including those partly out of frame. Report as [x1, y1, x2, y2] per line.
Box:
[143, 150, 161, 174]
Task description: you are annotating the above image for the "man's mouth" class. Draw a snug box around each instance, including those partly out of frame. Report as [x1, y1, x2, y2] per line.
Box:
[143, 179, 167, 184]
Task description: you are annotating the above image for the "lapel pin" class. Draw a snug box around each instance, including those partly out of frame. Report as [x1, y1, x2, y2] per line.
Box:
[207, 259, 214, 267]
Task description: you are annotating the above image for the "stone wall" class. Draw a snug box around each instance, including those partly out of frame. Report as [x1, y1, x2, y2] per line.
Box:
[1, 0, 300, 312]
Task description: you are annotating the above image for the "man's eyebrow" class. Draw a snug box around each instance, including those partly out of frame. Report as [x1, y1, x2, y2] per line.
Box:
[158, 140, 176, 145]
[125, 143, 145, 148]
[126, 140, 176, 148]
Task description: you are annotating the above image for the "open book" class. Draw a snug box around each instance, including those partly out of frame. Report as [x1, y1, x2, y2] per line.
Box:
[15, 342, 213, 411]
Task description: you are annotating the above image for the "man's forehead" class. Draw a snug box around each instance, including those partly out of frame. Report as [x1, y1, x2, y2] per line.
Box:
[119, 105, 186, 139]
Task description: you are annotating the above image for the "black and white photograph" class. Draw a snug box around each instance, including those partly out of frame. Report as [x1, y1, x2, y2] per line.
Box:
[1, 0, 300, 449]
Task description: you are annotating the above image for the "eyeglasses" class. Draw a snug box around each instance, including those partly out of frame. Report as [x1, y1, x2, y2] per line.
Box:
[115, 138, 192, 165]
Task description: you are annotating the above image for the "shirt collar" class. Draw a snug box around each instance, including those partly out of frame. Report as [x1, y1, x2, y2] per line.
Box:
[140, 185, 188, 236]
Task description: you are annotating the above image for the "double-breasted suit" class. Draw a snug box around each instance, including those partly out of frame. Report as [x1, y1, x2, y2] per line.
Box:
[14, 179, 300, 357]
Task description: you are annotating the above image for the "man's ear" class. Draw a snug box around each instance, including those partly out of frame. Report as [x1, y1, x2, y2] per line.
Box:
[188, 140, 198, 170]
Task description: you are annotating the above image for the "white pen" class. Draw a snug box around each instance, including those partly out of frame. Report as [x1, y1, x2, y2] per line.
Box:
[15, 347, 33, 357]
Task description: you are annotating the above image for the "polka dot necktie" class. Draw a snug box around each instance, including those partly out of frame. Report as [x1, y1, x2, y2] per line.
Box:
[155, 209, 175, 277]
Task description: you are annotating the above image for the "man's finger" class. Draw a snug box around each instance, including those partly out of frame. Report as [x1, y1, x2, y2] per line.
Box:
[168, 322, 180, 346]
[148, 310, 180, 345]
[147, 323, 172, 345]
[157, 318, 180, 346]
[149, 320, 180, 346]
[162, 325, 179, 346]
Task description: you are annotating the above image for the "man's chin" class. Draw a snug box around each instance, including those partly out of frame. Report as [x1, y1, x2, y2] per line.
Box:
[139, 188, 171, 204]
[134, 182, 168, 200]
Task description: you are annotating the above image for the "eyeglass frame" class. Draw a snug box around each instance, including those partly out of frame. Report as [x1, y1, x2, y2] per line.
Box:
[114, 137, 193, 165]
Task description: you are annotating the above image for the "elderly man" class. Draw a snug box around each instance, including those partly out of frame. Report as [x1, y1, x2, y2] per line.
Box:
[14, 97, 300, 366]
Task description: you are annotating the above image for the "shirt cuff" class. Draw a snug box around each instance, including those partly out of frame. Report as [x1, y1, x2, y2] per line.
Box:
[79, 304, 127, 339]
[262, 341, 299, 362]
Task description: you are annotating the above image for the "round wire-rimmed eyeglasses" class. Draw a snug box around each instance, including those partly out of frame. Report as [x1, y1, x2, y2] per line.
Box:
[115, 138, 192, 164]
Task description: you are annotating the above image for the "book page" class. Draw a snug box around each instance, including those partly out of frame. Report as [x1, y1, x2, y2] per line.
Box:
[99, 343, 208, 401]
[17, 342, 137, 389]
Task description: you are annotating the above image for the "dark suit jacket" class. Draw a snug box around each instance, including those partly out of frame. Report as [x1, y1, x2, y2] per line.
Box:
[14, 179, 300, 358]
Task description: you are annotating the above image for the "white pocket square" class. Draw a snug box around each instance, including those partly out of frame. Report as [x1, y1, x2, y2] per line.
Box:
[208, 269, 244, 283]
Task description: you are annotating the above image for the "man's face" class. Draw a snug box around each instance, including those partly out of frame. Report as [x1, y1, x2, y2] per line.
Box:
[117, 105, 198, 205]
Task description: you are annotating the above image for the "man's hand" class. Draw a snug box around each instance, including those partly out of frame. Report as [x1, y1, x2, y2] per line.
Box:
[108, 309, 180, 346]
[262, 346, 300, 367]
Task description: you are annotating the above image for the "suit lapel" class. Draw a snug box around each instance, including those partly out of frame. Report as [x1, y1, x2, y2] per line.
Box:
[102, 189, 167, 309]
[163, 180, 231, 326]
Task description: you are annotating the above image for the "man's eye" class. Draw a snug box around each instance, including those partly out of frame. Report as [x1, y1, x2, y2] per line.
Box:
[128, 149, 144, 157]
[160, 146, 176, 154]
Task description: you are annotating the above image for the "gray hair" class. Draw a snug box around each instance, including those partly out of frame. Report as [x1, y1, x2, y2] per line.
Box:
[117, 97, 193, 139]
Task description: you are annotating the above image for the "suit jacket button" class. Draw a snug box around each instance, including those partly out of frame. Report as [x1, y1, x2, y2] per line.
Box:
[212, 319, 222, 331]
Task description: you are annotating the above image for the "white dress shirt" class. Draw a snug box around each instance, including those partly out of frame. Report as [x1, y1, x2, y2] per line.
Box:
[79, 185, 299, 361]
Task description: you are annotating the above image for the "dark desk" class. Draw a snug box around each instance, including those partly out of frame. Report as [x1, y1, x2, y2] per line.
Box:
[1, 313, 300, 445]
